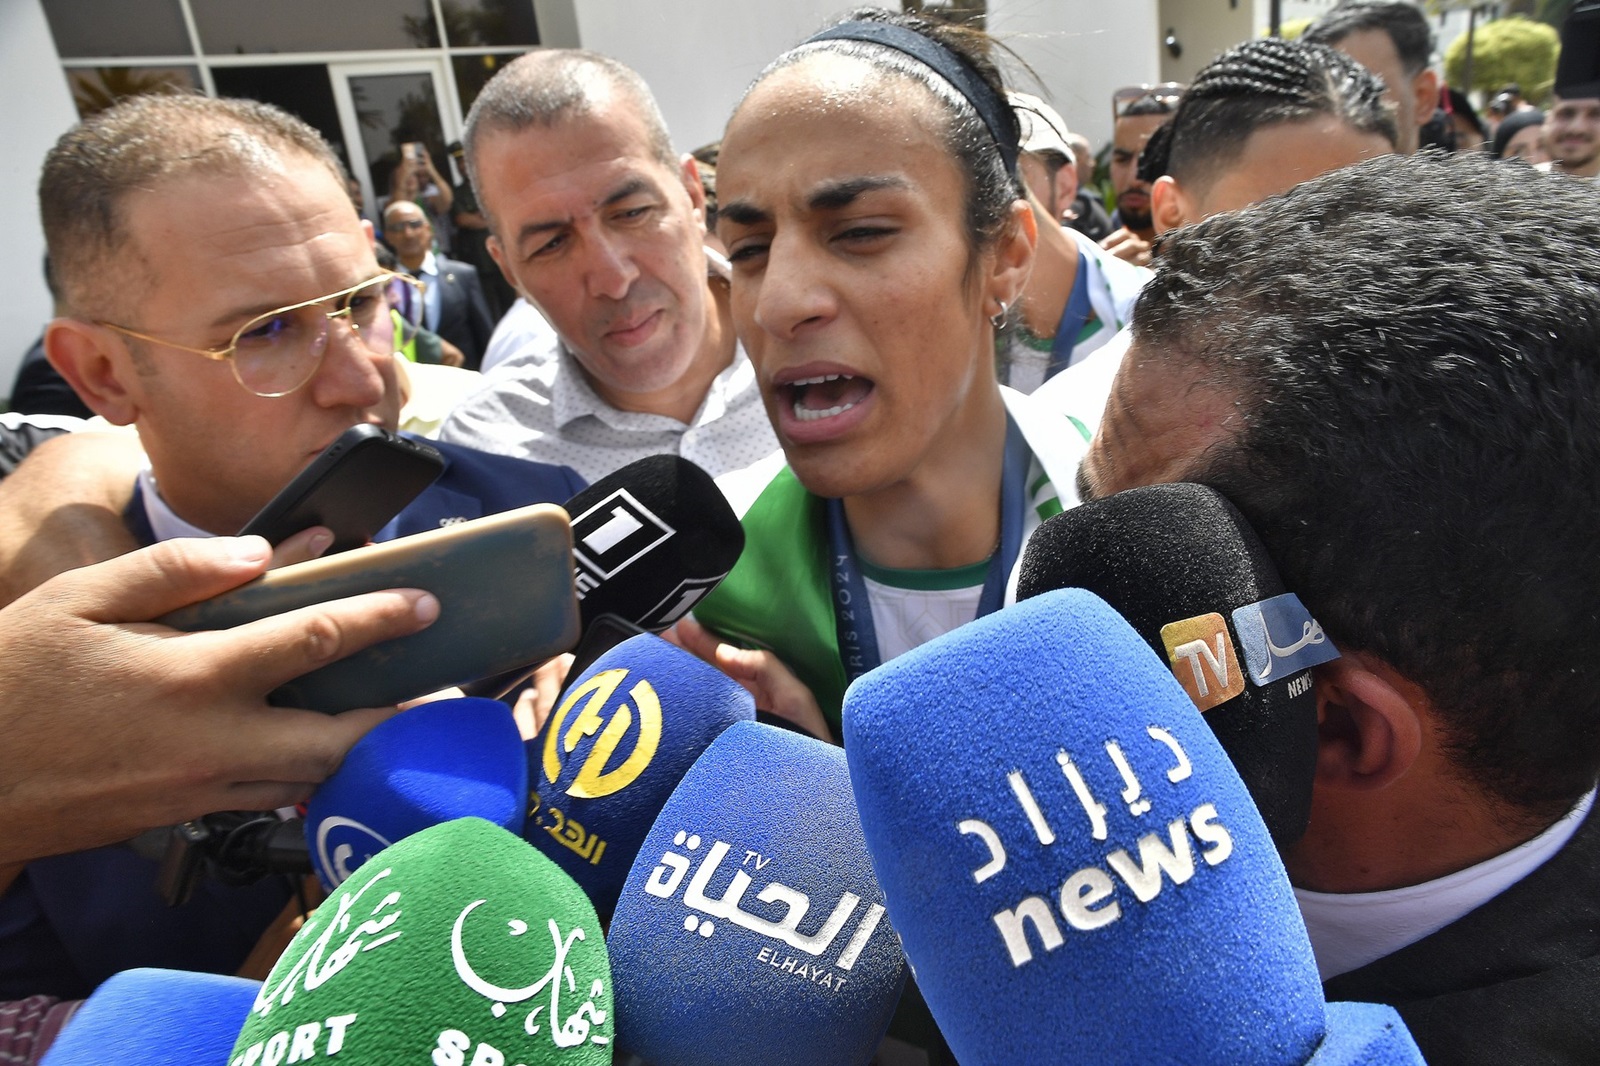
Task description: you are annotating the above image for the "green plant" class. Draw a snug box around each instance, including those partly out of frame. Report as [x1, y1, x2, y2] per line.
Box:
[1444, 15, 1560, 102]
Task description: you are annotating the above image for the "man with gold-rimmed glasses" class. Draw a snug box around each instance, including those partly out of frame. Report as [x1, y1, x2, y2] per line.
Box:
[35, 94, 580, 548]
[93, 273, 421, 399]
[0, 93, 583, 997]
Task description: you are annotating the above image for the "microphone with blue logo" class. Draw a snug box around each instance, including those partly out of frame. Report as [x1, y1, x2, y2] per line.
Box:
[841, 588, 1423, 1065]
[305, 696, 528, 890]
[526, 633, 755, 919]
[233, 817, 613, 1066]
[40, 969, 260, 1066]
[606, 721, 907, 1066]
[1016, 482, 1340, 849]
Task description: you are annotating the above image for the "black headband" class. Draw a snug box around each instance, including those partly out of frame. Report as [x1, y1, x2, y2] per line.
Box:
[803, 20, 1019, 177]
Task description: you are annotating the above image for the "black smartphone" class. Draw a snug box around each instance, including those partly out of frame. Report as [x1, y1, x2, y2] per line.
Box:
[238, 425, 444, 552]
[164, 504, 582, 713]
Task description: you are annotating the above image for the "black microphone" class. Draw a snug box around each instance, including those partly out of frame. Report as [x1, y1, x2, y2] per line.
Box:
[566, 454, 744, 630]
[466, 455, 745, 698]
[1016, 483, 1338, 849]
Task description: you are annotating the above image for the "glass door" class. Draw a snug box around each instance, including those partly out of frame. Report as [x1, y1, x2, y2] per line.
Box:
[329, 59, 460, 225]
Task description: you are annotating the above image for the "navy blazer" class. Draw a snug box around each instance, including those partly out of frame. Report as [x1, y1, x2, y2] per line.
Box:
[427, 257, 496, 371]
[378, 438, 584, 538]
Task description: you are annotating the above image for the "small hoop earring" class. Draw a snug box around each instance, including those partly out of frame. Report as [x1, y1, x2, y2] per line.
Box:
[990, 299, 1009, 329]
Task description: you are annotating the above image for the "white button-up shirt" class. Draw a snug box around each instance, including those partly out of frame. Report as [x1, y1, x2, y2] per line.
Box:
[439, 334, 779, 485]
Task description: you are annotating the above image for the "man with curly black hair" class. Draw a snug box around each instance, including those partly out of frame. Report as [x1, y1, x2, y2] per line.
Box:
[1079, 150, 1600, 1064]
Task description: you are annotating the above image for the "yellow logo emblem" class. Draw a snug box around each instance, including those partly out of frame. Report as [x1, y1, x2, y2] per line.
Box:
[1159, 613, 1245, 712]
[542, 668, 662, 798]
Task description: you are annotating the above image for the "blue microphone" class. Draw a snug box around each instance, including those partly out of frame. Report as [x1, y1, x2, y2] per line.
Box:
[526, 633, 754, 918]
[841, 588, 1423, 1065]
[40, 969, 259, 1066]
[305, 696, 527, 890]
[607, 721, 907, 1066]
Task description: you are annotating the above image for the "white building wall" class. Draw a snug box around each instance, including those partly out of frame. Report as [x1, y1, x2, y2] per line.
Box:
[0, 0, 79, 398]
[1160, 0, 1256, 85]
[989, 0, 1161, 152]
[569, 2, 1162, 158]
[566, 0, 844, 154]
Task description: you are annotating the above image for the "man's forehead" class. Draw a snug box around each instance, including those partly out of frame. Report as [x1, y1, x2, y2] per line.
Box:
[1114, 114, 1167, 145]
[482, 102, 666, 178]
[123, 163, 379, 322]
[477, 114, 682, 231]
[1330, 27, 1405, 82]
[1082, 341, 1245, 500]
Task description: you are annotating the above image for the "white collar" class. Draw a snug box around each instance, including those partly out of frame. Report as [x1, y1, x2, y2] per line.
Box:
[137, 467, 221, 542]
[1296, 786, 1596, 980]
[548, 244, 739, 430]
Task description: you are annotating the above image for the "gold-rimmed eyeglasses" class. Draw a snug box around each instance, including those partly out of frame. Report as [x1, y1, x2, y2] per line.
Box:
[96, 273, 422, 398]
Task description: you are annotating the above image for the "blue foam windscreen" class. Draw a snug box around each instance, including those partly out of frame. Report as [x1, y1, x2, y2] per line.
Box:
[1309, 1002, 1426, 1064]
[41, 968, 259, 1066]
[842, 588, 1326, 1065]
[306, 696, 527, 890]
[607, 721, 907, 1066]
[526, 633, 754, 918]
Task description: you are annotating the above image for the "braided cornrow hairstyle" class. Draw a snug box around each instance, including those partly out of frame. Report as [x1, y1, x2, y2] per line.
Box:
[1136, 36, 1397, 188]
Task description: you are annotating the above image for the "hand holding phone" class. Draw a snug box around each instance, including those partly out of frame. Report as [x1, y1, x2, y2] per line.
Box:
[239, 425, 444, 553]
[168, 504, 581, 713]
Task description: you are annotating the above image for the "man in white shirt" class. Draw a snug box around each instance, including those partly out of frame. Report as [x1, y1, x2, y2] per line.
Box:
[439, 50, 778, 483]
[1076, 151, 1600, 1064]
[478, 296, 558, 375]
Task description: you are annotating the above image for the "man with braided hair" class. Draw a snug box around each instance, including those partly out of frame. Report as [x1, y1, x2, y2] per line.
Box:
[1034, 36, 1396, 438]
[1141, 37, 1397, 233]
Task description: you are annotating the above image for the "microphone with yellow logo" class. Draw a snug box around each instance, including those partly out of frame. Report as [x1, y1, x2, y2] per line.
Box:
[1016, 483, 1339, 850]
[527, 633, 755, 919]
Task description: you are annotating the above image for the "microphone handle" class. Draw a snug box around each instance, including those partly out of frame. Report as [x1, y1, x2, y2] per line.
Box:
[560, 614, 648, 695]
[459, 616, 647, 701]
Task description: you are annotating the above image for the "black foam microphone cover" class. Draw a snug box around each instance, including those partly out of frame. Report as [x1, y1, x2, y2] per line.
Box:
[1017, 483, 1322, 848]
[565, 455, 745, 632]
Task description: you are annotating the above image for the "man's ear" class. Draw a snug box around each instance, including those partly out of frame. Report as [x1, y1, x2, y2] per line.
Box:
[1412, 69, 1440, 135]
[485, 234, 518, 294]
[679, 154, 708, 233]
[44, 319, 140, 426]
[1309, 650, 1425, 793]
[1151, 175, 1192, 235]
[988, 199, 1038, 316]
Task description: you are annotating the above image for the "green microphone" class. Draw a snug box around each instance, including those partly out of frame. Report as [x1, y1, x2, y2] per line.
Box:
[230, 818, 612, 1066]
